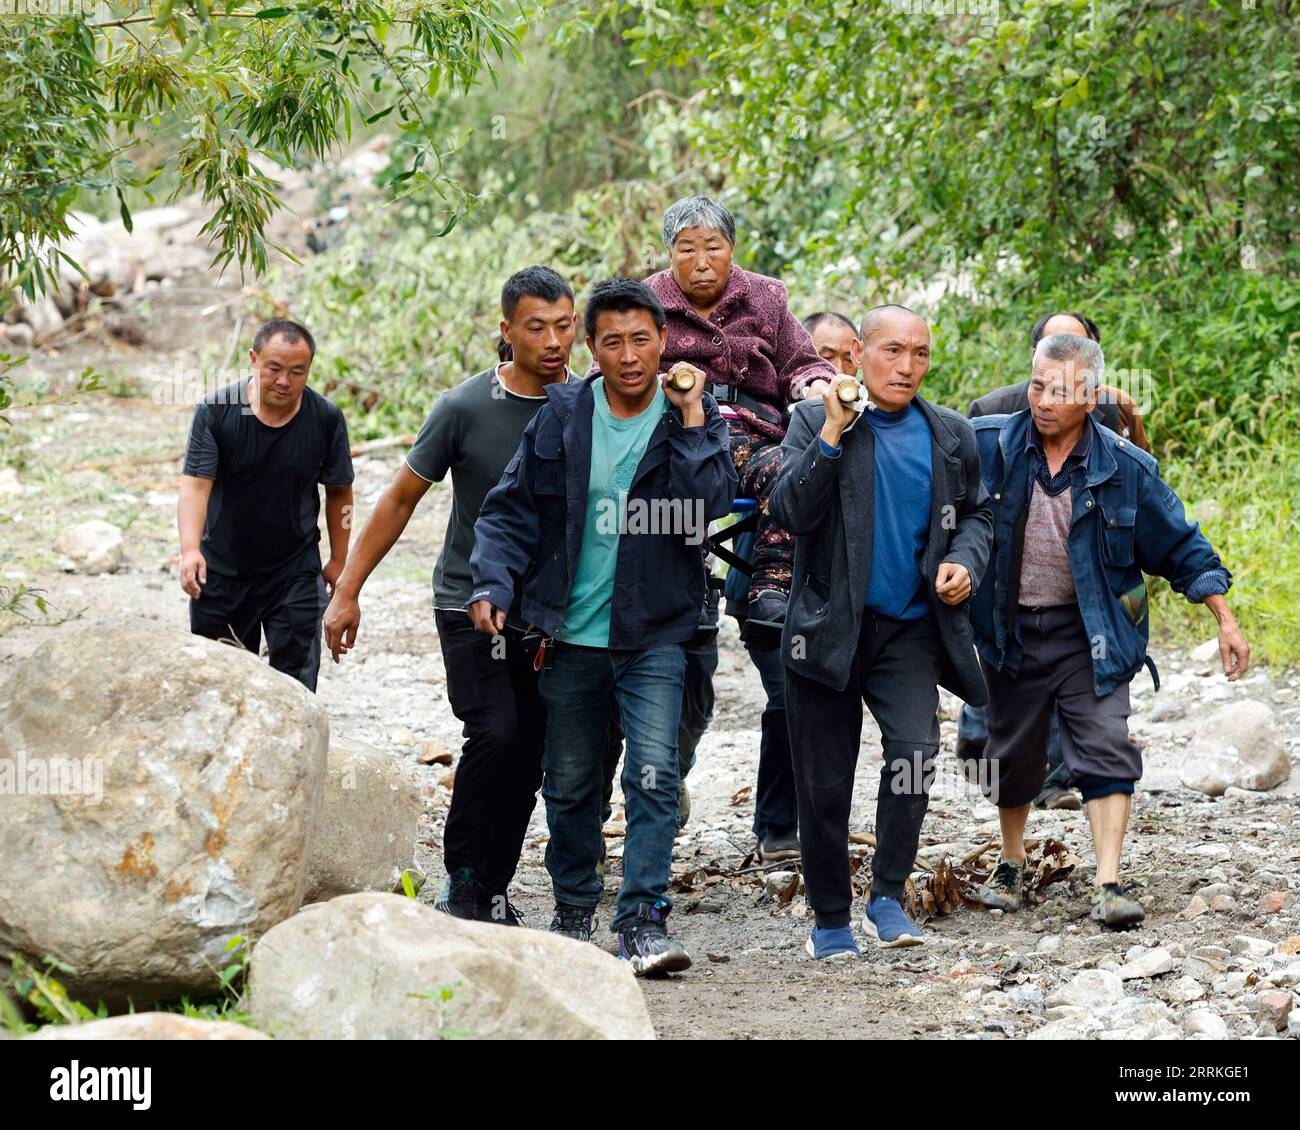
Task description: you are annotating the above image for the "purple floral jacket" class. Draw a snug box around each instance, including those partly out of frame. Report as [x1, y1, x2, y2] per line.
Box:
[644, 266, 835, 442]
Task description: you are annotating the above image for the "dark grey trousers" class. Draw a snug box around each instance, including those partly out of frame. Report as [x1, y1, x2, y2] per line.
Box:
[981, 604, 1142, 808]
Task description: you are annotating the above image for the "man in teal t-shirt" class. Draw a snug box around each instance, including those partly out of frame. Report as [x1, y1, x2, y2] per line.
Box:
[470, 278, 737, 975]
[558, 376, 667, 646]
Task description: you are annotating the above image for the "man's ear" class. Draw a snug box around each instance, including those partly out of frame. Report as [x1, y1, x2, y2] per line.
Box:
[500, 320, 511, 346]
[585, 336, 596, 357]
[850, 337, 863, 367]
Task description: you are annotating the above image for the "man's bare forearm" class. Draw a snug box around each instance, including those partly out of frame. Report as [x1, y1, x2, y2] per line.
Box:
[1203, 593, 1234, 624]
[177, 476, 212, 553]
[324, 485, 353, 564]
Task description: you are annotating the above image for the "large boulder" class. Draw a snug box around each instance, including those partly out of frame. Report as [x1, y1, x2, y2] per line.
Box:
[53, 519, 124, 575]
[0, 623, 328, 1004]
[245, 893, 655, 1040]
[26, 1014, 269, 1040]
[1180, 700, 1290, 796]
[305, 735, 421, 901]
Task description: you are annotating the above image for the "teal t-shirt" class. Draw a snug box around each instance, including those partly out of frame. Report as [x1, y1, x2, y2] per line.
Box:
[558, 378, 667, 646]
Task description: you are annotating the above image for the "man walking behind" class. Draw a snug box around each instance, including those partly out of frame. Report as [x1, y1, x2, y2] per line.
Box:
[323, 266, 579, 925]
[968, 333, 1249, 928]
[179, 319, 353, 692]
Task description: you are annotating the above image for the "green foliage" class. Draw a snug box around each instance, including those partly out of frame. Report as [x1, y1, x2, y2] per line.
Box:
[384, 5, 699, 218]
[262, 157, 683, 435]
[0, 351, 23, 424]
[407, 982, 473, 1038]
[174, 934, 257, 1024]
[608, 0, 1300, 293]
[0, 1, 523, 290]
[3, 954, 108, 1030]
[399, 867, 427, 898]
[4, 937, 262, 1035]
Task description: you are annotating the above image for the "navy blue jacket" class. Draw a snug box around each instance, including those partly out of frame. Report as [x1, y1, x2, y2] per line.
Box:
[469, 379, 737, 650]
[970, 410, 1231, 696]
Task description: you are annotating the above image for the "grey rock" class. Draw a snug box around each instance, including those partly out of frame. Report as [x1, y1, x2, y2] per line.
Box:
[26, 1014, 269, 1040]
[1119, 947, 1175, 980]
[53, 519, 124, 575]
[1230, 935, 1276, 959]
[1147, 698, 1186, 723]
[0, 623, 328, 1003]
[1183, 1009, 1229, 1039]
[1180, 700, 1289, 795]
[305, 734, 422, 902]
[1046, 969, 1126, 1011]
[246, 892, 654, 1039]
[1167, 975, 1207, 1004]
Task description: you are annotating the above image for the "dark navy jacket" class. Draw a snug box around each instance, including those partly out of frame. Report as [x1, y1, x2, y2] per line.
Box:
[970, 409, 1231, 697]
[469, 379, 737, 650]
[769, 396, 993, 704]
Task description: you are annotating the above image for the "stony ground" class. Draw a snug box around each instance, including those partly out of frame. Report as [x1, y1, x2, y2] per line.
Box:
[2, 289, 1298, 1041]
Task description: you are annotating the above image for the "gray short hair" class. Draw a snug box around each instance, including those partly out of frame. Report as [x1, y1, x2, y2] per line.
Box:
[662, 195, 736, 249]
[1033, 332, 1105, 394]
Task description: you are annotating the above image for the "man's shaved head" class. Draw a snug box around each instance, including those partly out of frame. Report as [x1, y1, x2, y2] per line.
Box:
[860, 303, 925, 342]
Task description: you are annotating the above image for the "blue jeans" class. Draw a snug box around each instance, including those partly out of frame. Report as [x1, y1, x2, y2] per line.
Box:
[539, 642, 686, 931]
[958, 702, 1069, 790]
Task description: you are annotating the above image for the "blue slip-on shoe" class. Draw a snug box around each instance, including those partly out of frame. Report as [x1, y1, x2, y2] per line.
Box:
[804, 924, 862, 961]
[863, 896, 925, 948]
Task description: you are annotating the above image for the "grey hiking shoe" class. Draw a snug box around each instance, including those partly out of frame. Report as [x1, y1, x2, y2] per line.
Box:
[976, 859, 1024, 912]
[1091, 882, 1146, 929]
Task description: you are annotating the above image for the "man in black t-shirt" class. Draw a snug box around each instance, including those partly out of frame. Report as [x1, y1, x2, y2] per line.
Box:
[179, 319, 354, 691]
[323, 267, 578, 926]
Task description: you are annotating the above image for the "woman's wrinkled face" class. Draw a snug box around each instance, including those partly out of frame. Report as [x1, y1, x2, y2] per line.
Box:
[670, 226, 734, 310]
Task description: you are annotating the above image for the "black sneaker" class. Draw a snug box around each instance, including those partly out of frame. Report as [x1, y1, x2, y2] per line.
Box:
[548, 904, 596, 942]
[740, 589, 786, 652]
[617, 899, 692, 977]
[758, 828, 800, 861]
[433, 867, 482, 920]
[479, 894, 526, 927]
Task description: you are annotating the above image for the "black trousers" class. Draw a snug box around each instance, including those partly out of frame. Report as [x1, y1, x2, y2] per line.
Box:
[750, 642, 797, 839]
[435, 610, 545, 898]
[786, 612, 942, 925]
[189, 566, 327, 691]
